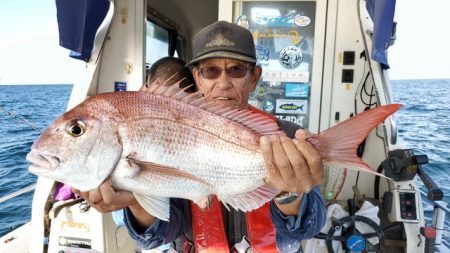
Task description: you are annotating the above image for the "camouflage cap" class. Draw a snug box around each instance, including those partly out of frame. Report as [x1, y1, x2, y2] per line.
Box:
[187, 21, 256, 66]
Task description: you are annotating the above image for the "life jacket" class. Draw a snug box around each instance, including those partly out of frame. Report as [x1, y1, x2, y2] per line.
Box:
[190, 197, 277, 253]
[187, 106, 280, 253]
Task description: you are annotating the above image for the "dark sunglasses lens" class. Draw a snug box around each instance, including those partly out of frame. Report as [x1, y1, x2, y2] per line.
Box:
[227, 65, 248, 78]
[202, 66, 222, 79]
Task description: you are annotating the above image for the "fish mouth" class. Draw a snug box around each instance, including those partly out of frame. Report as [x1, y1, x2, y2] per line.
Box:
[26, 150, 60, 174]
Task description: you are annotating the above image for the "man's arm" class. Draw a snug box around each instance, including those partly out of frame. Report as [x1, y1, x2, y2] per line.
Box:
[270, 186, 326, 252]
[123, 199, 186, 250]
[74, 179, 185, 250]
[260, 128, 326, 252]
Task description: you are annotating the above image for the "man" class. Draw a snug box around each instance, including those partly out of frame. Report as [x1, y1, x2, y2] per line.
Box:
[141, 56, 197, 93]
[77, 21, 326, 252]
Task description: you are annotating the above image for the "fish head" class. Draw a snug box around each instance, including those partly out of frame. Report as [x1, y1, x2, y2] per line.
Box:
[27, 96, 124, 191]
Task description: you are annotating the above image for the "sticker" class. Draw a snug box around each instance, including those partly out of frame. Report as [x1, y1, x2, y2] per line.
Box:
[263, 100, 275, 113]
[61, 221, 90, 233]
[266, 87, 284, 96]
[255, 45, 270, 63]
[285, 83, 310, 98]
[114, 81, 127, 92]
[279, 46, 303, 69]
[255, 84, 267, 100]
[248, 97, 259, 107]
[236, 15, 250, 29]
[262, 71, 309, 83]
[294, 15, 311, 27]
[276, 99, 308, 114]
[252, 29, 301, 46]
[275, 115, 306, 127]
[59, 236, 91, 249]
[255, 12, 298, 27]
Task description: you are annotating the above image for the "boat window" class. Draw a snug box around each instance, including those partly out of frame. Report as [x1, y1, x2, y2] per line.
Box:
[233, 1, 317, 129]
[145, 20, 181, 71]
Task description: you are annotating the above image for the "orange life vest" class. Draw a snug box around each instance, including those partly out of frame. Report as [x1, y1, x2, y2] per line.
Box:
[190, 197, 278, 253]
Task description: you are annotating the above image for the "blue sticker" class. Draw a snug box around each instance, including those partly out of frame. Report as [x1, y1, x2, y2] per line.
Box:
[346, 235, 366, 252]
[114, 81, 127, 92]
[263, 99, 275, 113]
[255, 12, 298, 27]
[285, 83, 310, 98]
[255, 45, 270, 62]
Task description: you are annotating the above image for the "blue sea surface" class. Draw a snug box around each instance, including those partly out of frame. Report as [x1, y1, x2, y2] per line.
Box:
[0, 81, 449, 246]
[0, 84, 72, 236]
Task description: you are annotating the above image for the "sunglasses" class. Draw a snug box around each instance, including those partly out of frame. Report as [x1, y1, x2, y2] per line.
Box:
[198, 65, 252, 79]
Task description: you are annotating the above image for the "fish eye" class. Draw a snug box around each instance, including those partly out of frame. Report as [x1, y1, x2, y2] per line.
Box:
[65, 120, 86, 137]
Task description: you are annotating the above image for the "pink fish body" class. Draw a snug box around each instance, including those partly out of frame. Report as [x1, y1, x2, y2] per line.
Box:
[27, 83, 401, 220]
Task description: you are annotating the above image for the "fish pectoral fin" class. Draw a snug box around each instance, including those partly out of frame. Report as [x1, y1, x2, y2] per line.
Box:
[133, 193, 170, 222]
[219, 184, 279, 212]
[130, 159, 211, 187]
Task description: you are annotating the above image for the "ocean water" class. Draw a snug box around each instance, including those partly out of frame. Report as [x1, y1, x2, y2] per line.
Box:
[0, 81, 449, 246]
[0, 85, 72, 236]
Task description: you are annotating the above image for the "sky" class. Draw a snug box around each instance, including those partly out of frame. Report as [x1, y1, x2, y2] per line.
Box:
[0, 0, 449, 85]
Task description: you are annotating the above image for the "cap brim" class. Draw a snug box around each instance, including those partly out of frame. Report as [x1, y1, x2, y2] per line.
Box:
[187, 51, 256, 66]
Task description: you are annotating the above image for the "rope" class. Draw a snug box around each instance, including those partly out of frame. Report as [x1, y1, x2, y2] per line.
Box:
[0, 106, 41, 132]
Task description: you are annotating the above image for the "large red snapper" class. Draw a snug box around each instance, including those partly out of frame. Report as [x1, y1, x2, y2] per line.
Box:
[26, 83, 401, 221]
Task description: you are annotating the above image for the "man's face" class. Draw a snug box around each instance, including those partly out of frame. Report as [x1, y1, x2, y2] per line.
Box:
[193, 58, 261, 109]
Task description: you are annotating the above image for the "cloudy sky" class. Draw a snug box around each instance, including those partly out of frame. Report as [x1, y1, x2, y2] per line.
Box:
[0, 0, 449, 84]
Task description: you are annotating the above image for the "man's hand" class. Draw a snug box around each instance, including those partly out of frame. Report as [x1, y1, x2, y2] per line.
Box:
[72, 177, 138, 213]
[261, 129, 324, 194]
[72, 177, 156, 229]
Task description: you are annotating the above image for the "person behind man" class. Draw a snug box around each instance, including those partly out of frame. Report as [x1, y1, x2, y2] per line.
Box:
[76, 21, 326, 253]
[142, 56, 197, 93]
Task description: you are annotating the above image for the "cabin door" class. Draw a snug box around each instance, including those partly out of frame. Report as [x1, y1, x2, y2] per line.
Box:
[218, 0, 326, 133]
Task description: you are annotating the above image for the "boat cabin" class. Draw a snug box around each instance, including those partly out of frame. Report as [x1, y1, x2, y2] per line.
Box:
[1, 0, 447, 252]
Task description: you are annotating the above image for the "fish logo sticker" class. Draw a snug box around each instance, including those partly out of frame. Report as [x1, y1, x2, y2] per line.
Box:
[280, 103, 303, 111]
[279, 46, 303, 69]
[276, 99, 308, 114]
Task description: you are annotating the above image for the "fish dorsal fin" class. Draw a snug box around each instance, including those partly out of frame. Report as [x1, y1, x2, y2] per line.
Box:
[219, 184, 280, 212]
[146, 81, 284, 136]
[133, 193, 171, 221]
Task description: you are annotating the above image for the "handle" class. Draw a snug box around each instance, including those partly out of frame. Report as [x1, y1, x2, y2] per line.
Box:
[417, 167, 443, 201]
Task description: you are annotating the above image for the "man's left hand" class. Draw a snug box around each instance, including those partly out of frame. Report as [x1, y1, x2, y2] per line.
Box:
[261, 129, 323, 194]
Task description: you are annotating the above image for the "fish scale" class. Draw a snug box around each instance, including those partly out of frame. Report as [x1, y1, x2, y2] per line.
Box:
[119, 118, 267, 196]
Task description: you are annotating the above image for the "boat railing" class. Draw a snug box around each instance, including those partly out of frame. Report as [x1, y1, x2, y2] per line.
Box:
[0, 184, 35, 204]
[421, 190, 449, 250]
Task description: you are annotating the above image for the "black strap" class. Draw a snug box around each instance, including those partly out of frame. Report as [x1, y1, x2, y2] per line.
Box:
[223, 204, 247, 248]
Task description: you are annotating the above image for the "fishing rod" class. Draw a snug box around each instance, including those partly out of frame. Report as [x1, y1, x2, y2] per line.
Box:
[0, 106, 41, 132]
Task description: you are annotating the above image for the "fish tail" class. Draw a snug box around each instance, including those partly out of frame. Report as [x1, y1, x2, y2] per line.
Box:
[308, 104, 402, 176]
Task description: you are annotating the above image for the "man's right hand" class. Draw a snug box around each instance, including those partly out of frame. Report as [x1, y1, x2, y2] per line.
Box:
[72, 177, 156, 229]
[72, 176, 138, 212]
